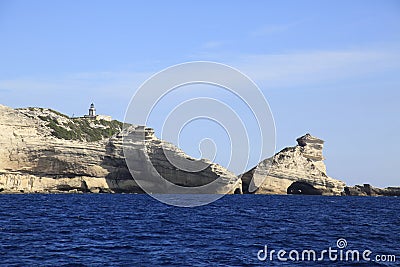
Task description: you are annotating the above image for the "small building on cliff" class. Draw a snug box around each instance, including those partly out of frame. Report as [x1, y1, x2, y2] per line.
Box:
[83, 103, 112, 121]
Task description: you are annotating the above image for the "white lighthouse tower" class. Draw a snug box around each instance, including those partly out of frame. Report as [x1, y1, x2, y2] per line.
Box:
[83, 103, 112, 121]
[88, 103, 96, 117]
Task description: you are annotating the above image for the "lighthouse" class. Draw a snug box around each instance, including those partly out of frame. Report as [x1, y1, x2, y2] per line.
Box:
[82, 103, 112, 121]
[88, 103, 96, 117]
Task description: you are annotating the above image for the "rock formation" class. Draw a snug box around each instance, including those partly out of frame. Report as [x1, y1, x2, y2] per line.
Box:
[1, 104, 397, 196]
[0, 104, 241, 194]
[344, 184, 400, 196]
[240, 133, 346, 195]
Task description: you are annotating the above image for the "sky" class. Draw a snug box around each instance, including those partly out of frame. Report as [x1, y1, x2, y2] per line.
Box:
[0, 0, 399, 187]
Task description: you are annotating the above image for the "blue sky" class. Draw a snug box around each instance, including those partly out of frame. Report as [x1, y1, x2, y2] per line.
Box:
[0, 0, 399, 186]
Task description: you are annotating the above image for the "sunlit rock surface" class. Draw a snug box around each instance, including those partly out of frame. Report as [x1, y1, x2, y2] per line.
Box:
[0, 104, 241, 194]
[240, 133, 346, 195]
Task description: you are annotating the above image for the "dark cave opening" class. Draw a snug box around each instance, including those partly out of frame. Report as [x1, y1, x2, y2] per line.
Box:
[287, 181, 323, 195]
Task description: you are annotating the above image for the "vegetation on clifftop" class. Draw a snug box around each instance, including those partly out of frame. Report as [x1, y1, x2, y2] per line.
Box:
[47, 118, 122, 142]
[47, 117, 122, 142]
[22, 107, 123, 142]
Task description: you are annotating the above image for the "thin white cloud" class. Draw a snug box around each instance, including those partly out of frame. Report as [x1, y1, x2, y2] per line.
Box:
[200, 41, 224, 49]
[250, 20, 308, 36]
[0, 70, 153, 119]
[251, 24, 291, 36]
[232, 48, 400, 88]
[2, 47, 398, 103]
[0, 71, 151, 94]
[1, 46, 399, 112]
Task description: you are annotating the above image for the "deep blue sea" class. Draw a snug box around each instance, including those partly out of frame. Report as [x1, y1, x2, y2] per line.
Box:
[0, 194, 398, 266]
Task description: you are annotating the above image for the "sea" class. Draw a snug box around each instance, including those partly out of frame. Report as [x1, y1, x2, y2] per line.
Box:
[0, 194, 398, 266]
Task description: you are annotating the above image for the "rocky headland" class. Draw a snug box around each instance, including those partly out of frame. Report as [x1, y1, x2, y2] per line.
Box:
[240, 134, 399, 196]
[0, 104, 241, 194]
[0, 104, 398, 196]
[240, 134, 346, 195]
[344, 184, 400, 197]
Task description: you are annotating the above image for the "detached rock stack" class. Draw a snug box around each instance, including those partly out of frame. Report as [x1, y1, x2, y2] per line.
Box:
[0, 104, 241, 194]
[241, 133, 345, 195]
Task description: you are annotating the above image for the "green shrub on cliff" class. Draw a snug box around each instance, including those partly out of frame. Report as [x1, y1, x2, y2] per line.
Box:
[47, 120, 77, 140]
[36, 110, 123, 142]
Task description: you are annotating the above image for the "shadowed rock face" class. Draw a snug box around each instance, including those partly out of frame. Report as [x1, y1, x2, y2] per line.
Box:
[240, 133, 346, 195]
[0, 104, 241, 194]
[344, 184, 400, 196]
[287, 181, 323, 195]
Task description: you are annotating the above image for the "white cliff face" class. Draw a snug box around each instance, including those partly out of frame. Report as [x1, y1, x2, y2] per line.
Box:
[0, 105, 112, 193]
[0, 104, 241, 194]
[107, 126, 242, 194]
[0, 104, 345, 195]
[241, 133, 346, 195]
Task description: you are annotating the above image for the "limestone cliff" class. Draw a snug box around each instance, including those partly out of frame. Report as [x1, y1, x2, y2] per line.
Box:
[4, 104, 395, 196]
[240, 134, 346, 195]
[0, 104, 241, 194]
